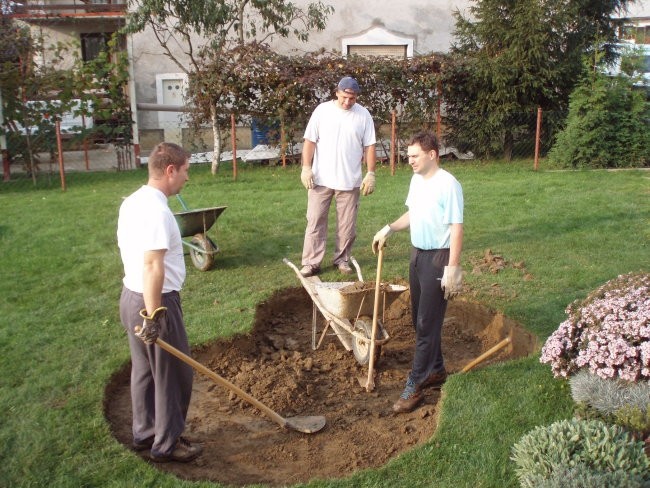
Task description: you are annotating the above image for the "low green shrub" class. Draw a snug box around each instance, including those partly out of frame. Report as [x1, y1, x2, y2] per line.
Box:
[570, 370, 650, 435]
[570, 370, 650, 416]
[511, 418, 650, 488]
[528, 464, 648, 488]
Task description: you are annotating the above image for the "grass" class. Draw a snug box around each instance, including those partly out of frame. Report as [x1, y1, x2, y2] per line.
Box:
[0, 160, 648, 487]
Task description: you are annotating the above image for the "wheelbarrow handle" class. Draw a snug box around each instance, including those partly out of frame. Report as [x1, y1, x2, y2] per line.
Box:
[176, 194, 190, 211]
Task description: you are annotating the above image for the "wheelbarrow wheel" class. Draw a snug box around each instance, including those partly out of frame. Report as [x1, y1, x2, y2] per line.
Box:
[189, 233, 216, 271]
[352, 317, 381, 366]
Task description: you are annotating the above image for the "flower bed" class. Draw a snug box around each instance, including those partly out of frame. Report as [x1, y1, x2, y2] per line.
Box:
[540, 272, 650, 382]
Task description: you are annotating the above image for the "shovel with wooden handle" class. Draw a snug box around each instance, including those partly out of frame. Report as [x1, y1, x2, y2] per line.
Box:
[138, 329, 326, 434]
[360, 246, 384, 392]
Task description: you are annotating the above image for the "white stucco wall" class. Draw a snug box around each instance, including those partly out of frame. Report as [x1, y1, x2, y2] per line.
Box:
[270, 0, 472, 55]
[129, 0, 472, 131]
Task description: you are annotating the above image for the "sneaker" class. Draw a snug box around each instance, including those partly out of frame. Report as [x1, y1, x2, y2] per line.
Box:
[150, 437, 203, 463]
[418, 369, 448, 392]
[392, 378, 423, 414]
[336, 262, 353, 275]
[300, 265, 320, 277]
[132, 436, 154, 451]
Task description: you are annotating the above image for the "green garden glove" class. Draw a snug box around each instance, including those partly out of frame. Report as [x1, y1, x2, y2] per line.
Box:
[135, 306, 167, 344]
[441, 266, 463, 300]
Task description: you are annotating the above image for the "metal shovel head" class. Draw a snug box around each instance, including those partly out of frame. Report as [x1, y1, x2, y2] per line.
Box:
[284, 415, 327, 434]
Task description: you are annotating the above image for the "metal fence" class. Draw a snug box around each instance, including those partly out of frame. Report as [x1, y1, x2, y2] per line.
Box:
[1, 107, 568, 190]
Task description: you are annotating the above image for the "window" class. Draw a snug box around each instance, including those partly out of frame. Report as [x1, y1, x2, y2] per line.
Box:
[341, 26, 415, 59]
[80, 33, 110, 62]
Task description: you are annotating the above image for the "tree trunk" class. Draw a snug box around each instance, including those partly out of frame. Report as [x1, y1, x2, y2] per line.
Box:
[503, 129, 513, 162]
[210, 103, 222, 175]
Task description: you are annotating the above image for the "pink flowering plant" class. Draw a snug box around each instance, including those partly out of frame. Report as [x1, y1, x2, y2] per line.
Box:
[540, 272, 650, 382]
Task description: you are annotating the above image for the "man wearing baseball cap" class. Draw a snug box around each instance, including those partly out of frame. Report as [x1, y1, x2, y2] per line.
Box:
[299, 76, 377, 277]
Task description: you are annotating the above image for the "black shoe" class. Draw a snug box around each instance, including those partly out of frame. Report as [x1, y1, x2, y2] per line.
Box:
[132, 436, 154, 451]
[150, 437, 203, 463]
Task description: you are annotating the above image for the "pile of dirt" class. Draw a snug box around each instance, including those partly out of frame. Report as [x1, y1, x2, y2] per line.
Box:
[104, 286, 537, 486]
[471, 248, 534, 281]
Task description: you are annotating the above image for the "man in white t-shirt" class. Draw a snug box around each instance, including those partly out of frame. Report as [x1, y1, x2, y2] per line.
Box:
[117, 142, 202, 462]
[299, 76, 377, 277]
[372, 132, 464, 414]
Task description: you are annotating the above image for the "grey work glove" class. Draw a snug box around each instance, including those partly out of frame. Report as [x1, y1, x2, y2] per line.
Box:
[441, 266, 463, 300]
[301, 166, 314, 190]
[371, 224, 394, 255]
[360, 171, 375, 196]
[135, 306, 167, 344]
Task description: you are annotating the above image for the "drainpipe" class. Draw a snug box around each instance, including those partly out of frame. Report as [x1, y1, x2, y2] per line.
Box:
[126, 32, 141, 167]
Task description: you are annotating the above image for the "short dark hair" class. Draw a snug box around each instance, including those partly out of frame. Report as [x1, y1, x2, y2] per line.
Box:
[147, 142, 190, 174]
[408, 132, 439, 153]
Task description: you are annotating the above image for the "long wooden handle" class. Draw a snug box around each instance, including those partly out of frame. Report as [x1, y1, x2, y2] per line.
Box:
[155, 337, 288, 429]
[365, 247, 384, 391]
[461, 337, 511, 373]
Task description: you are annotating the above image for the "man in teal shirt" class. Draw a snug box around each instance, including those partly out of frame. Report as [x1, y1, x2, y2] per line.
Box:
[372, 131, 464, 413]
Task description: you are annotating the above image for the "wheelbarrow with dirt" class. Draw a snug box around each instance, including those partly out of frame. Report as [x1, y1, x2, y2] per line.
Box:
[283, 258, 407, 367]
[174, 195, 227, 271]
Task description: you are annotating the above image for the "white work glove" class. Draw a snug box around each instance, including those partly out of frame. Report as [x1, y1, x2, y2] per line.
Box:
[371, 224, 394, 255]
[301, 166, 314, 190]
[360, 171, 375, 196]
[441, 266, 463, 300]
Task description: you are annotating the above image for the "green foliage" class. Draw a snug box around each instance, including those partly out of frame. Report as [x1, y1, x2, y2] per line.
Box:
[123, 0, 334, 71]
[614, 404, 650, 436]
[570, 370, 650, 416]
[511, 418, 650, 487]
[530, 464, 647, 488]
[189, 42, 445, 145]
[548, 54, 650, 168]
[444, 0, 632, 160]
[0, 22, 132, 178]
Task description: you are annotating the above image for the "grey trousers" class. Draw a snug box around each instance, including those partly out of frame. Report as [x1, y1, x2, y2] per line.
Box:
[301, 185, 360, 268]
[408, 247, 449, 385]
[119, 287, 193, 457]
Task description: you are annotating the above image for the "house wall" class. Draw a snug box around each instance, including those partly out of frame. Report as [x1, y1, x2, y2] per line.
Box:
[129, 0, 472, 134]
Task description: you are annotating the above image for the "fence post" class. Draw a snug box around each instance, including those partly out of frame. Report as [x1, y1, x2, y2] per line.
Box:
[0, 89, 9, 182]
[81, 113, 89, 171]
[231, 113, 237, 181]
[436, 80, 442, 141]
[534, 106, 542, 171]
[55, 120, 67, 191]
[281, 118, 287, 168]
[390, 109, 396, 176]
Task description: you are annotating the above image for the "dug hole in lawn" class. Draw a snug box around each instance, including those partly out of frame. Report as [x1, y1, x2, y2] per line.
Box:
[104, 286, 537, 486]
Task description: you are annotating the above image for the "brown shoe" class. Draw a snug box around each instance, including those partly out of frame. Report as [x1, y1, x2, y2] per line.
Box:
[392, 378, 424, 414]
[300, 265, 320, 277]
[418, 369, 448, 391]
[335, 262, 353, 275]
[150, 437, 203, 463]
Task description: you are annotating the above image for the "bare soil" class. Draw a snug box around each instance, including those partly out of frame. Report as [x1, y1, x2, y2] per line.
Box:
[104, 285, 537, 487]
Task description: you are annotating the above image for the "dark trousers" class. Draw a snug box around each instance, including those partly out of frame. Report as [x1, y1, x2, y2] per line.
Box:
[119, 287, 193, 457]
[408, 247, 449, 385]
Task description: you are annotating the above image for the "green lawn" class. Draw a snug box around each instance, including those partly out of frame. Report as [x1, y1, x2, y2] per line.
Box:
[0, 161, 648, 487]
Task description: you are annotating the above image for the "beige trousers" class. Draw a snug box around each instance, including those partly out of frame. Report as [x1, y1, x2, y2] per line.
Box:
[301, 185, 360, 268]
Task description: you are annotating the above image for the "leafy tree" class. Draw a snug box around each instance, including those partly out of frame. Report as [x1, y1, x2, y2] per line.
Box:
[444, 0, 633, 160]
[123, 0, 333, 173]
[189, 42, 445, 159]
[1, 20, 132, 180]
[547, 53, 650, 168]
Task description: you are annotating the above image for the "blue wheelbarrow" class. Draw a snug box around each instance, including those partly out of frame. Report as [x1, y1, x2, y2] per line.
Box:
[174, 195, 227, 271]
